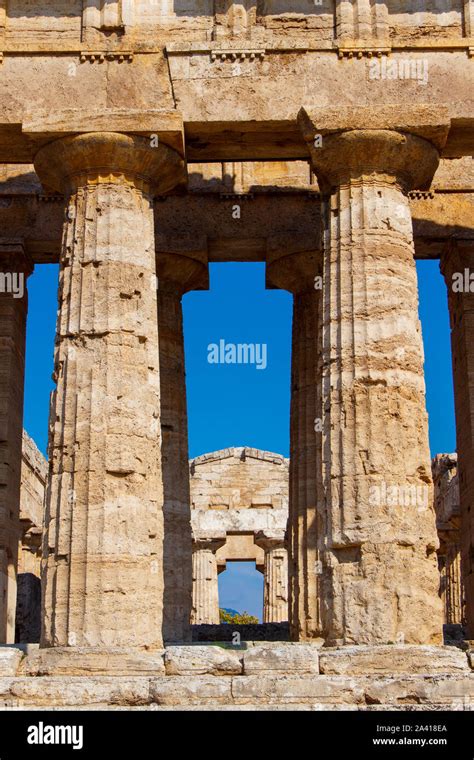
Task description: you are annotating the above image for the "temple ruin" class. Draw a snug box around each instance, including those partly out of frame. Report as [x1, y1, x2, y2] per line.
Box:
[0, 0, 473, 709]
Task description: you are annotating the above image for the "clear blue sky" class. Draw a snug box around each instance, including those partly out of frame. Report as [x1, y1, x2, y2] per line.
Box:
[24, 259, 456, 621]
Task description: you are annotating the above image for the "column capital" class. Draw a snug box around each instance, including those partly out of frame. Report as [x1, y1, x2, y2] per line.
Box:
[266, 241, 321, 295]
[192, 534, 226, 553]
[254, 530, 286, 552]
[156, 251, 209, 296]
[300, 127, 439, 195]
[440, 239, 474, 282]
[33, 132, 185, 197]
[0, 240, 33, 276]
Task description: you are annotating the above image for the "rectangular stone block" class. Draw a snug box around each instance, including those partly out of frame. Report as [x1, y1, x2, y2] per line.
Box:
[164, 645, 243, 675]
[150, 676, 232, 706]
[0, 677, 151, 708]
[0, 647, 23, 676]
[319, 645, 470, 676]
[24, 647, 166, 676]
[243, 643, 319, 675]
[231, 675, 363, 705]
[361, 675, 474, 707]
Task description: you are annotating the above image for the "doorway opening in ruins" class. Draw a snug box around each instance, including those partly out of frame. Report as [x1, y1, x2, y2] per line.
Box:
[218, 561, 264, 623]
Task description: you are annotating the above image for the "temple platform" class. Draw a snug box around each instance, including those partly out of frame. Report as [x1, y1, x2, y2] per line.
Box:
[0, 643, 473, 710]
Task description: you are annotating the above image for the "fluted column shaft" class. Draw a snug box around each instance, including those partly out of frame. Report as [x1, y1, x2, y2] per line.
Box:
[159, 283, 191, 642]
[301, 128, 443, 645]
[290, 288, 321, 638]
[267, 248, 322, 640]
[191, 537, 224, 625]
[445, 543, 462, 625]
[256, 534, 289, 623]
[34, 132, 184, 648]
[441, 242, 474, 636]
[157, 255, 208, 643]
[0, 243, 31, 643]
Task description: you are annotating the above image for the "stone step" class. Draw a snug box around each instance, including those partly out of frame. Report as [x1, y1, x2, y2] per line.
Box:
[0, 673, 472, 710]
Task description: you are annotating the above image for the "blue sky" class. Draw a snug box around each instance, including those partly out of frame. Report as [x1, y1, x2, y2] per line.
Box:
[24, 259, 456, 622]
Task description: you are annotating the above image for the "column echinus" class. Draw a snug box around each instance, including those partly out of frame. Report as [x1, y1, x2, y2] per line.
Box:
[441, 241, 474, 638]
[266, 244, 322, 639]
[0, 242, 32, 643]
[156, 250, 208, 643]
[33, 132, 185, 648]
[298, 112, 443, 645]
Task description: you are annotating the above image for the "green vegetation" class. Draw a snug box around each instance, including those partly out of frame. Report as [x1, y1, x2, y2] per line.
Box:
[219, 608, 259, 624]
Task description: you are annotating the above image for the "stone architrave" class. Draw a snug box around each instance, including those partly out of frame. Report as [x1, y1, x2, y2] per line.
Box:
[33, 132, 184, 648]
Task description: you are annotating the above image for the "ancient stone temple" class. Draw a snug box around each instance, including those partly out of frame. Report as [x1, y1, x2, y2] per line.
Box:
[0, 0, 473, 709]
[190, 447, 289, 624]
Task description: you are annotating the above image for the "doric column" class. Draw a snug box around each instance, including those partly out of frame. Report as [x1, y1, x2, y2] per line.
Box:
[267, 245, 322, 639]
[255, 531, 288, 623]
[33, 132, 184, 648]
[191, 536, 225, 625]
[0, 242, 32, 643]
[298, 125, 443, 645]
[441, 242, 474, 637]
[156, 252, 208, 643]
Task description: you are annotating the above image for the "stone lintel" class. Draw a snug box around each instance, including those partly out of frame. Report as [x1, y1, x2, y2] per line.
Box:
[22, 108, 185, 157]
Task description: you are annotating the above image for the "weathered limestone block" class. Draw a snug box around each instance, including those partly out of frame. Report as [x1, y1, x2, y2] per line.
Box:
[360, 674, 474, 708]
[468, 649, 474, 670]
[0, 242, 32, 644]
[164, 645, 242, 676]
[319, 645, 470, 676]
[33, 132, 184, 648]
[0, 647, 22, 676]
[23, 647, 165, 677]
[231, 675, 363, 706]
[150, 676, 232, 707]
[298, 120, 444, 646]
[441, 242, 474, 639]
[243, 643, 319, 675]
[0, 676, 152, 708]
